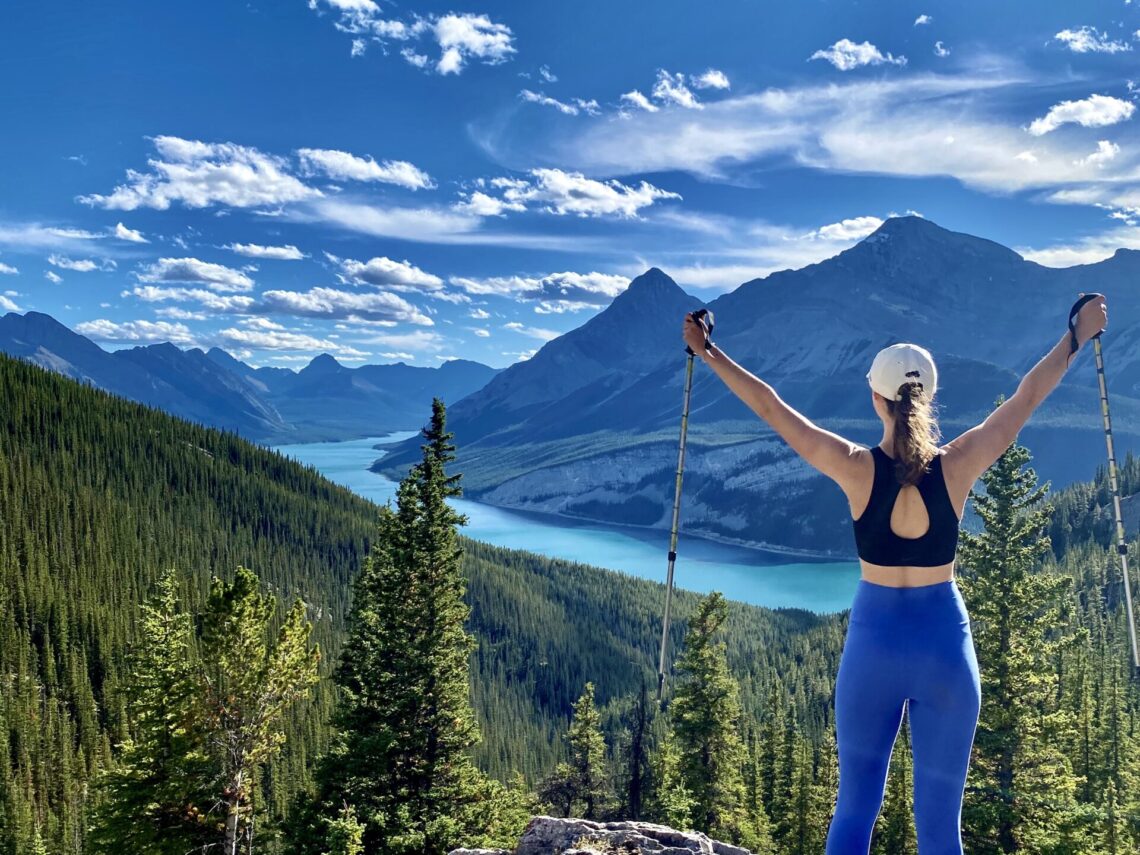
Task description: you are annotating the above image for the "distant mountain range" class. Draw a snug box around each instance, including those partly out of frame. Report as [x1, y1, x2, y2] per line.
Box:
[373, 216, 1140, 557]
[0, 311, 500, 442]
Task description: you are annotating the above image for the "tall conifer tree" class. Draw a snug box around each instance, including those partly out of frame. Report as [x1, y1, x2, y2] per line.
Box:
[956, 413, 1082, 853]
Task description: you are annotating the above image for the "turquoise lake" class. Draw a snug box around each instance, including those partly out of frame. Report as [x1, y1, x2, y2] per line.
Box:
[271, 433, 861, 614]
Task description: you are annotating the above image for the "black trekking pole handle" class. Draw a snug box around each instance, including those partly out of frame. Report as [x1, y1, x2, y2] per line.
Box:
[1067, 292, 1105, 366]
[685, 309, 716, 356]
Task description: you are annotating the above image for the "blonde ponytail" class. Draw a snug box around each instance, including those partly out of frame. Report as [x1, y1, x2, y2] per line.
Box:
[885, 382, 941, 485]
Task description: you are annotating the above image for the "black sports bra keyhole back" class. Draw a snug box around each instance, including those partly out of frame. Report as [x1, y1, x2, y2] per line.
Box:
[851, 446, 960, 567]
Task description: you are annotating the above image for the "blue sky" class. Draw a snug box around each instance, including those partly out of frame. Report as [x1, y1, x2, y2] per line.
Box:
[2, 0, 1140, 368]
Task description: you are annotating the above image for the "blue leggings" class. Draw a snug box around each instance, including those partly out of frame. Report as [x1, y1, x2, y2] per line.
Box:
[825, 579, 981, 854]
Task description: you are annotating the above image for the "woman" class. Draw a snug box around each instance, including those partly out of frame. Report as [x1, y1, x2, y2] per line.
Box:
[680, 294, 1108, 854]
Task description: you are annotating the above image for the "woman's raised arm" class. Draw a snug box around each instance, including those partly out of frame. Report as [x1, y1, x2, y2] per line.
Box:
[681, 313, 864, 488]
[942, 294, 1108, 485]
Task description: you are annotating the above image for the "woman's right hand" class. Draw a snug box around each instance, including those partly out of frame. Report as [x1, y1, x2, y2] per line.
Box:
[682, 312, 711, 355]
[1073, 292, 1108, 349]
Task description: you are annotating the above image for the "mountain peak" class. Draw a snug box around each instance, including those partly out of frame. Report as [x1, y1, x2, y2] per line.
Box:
[301, 353, 344, 375]
[613, 267, 689, 306]
[850, 215, 1023, 267]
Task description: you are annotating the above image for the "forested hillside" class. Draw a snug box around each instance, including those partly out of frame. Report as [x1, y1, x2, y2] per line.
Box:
[2, 349, 1139, 854]
[0, 353, 842, 853]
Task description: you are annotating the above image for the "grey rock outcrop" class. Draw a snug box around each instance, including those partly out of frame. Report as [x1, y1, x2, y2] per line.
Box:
[449, 815, 753, 855]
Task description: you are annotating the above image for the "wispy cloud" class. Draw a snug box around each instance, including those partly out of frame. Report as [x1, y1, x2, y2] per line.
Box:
[310, 3, 516, 74]
[225, 243, 307, 260]
[48, 254, 115, 272]
[137, 257, 255, 292]
[449, 270, 628, 310]
[481, 71, 1140, 200]
[1054, 26, 1132, 54]
[331, 253, 445, 292]
[519, 89, 600, 116]
[455, 169, 681, 218]
[297, 148, 435, 189]
[76, 318, 198, 345]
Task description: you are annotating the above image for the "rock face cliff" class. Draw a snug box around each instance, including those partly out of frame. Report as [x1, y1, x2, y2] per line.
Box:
[448, 816, 754, 855]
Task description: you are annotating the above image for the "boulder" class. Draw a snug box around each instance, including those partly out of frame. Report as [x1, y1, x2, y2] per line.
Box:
[447, 816, 753, 855]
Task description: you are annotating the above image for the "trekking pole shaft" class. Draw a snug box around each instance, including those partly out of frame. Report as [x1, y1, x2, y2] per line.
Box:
[658, 354, 696, 701]
[1092, 335, 1140, 669]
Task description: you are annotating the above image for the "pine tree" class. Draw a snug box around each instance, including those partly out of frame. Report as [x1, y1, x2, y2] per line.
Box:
[565, 682, 611, 819]
[323, 804, 365, 855]
[622, 680, 651, 820]
[199, 565, 321, 855]
[669, 592, 757, 847]
[649, 734, 695, 830]
[298, 399, 520, 855]
[88, 569, 212, 854]
[956, 415, 1082, 854]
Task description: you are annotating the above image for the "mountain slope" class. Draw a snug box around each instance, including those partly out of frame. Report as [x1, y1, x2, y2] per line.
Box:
[375, 217, 1140, 556]
[0, 311, 501, 443]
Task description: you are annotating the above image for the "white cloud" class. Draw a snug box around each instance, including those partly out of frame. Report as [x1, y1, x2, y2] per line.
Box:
[934, 41, 950, 58]
[137, 257, 255, 292]
[503, 321, 560, 341]
[76, 318, 198, 345]
[690, 68, 730, 90]
[218, 325, 368, 357]
[379, 350, 415, 360]
[1075, 140, 1120, 167]
[432, 13, 516, 74]
[495, 72, 1140, 198]
[333, 254, 444, 291]
[314, 5, 516, 75]
[914, 14, 932, 25]
[810, 39, 907, 70]
[469, 307, 490, 319]
[0, 223, 104, 252]
[652, 70, 702, 109]
[48, 254, 113, 272]
[1028, 94, 1135, 135]
[79, 136, 321, 210]
[45, 271, 63, 284]
[473, 328, 490, 337]
[296, 148, 435, 189]
[805, 216, 884, 241]
[449, 270, 628, 308]
[0, 262, 18, 275]
[1016, 223, 1140, 266]
[352, 327, 449, 353]
[460, 168, 681, 219]
[539, 64, 557, 82]
[0, 294, 20, 312]
[258, 286, 433, 325]
[155, 307, 209, 320]
[225, 242, 306, 260]
[124, 285, 257, 312]
[519, 89, 600, 116]
[1054, 26, 1132, 54]
[620, 90, 659, 113]
[113, 222, 148, 243]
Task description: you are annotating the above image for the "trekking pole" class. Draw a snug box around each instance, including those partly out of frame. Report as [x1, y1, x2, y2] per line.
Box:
[1068, 293, 1139, 670]
[657, 308, 714, 703]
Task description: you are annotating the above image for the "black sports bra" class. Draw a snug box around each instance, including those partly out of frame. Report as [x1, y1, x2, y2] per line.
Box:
[851, 446, 960, 567]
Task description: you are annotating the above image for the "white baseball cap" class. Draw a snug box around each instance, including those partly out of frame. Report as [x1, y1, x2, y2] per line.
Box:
[867, 343, 937, 401]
